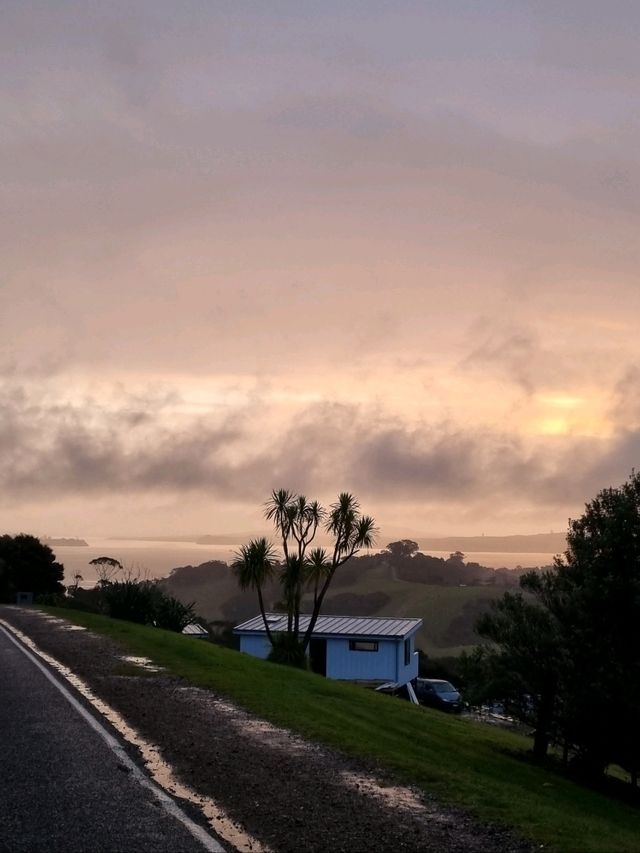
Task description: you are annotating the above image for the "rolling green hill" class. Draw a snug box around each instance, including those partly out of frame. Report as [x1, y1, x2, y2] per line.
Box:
[162, 557, 510, 657]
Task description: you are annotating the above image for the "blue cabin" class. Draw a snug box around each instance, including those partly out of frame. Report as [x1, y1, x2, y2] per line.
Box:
[233, 613, 422, 685]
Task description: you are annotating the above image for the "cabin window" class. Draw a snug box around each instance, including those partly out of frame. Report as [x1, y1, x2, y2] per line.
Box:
[404, 638, 411, 666]
[349, 640, 378, 652]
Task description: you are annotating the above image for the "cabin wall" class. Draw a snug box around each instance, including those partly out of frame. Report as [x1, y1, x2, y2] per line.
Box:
[239, 634, 271, 659]
[238, 631, 420, 684]
[395, 633, 419, 684]
[325, 637, 398, 681]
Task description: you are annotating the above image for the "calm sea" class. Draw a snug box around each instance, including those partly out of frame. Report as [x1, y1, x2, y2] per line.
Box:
[53, 539, 240, 586]
[52, 539, 558, 586]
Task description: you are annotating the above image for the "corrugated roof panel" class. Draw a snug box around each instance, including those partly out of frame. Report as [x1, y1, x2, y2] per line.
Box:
[234, 613, 422, 639]
[182, 623, 208, 635]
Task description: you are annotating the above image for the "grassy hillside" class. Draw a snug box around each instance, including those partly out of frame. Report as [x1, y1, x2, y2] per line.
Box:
[162, 558, 505, 656]
[44, 608, 640, 852]
[160, 560, 260, 624]
[323, 559, 506, 655]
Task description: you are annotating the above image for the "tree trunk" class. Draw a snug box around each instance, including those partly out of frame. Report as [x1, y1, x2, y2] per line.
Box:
[301, 570, 334, 651]
[532, 691, 554, 760]
[533, 727, 550, 760]
[257, 585, 273, 645]
[293, 586, 301, 638]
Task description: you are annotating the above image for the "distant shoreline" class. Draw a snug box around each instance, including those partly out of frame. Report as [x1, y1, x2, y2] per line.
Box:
[43, 537, 88, 547]
[106, 531, 567, 554]
[108, 534, 245, 546]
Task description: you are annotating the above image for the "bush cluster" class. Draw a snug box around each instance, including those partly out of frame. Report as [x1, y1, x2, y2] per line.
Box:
[267, 632, 309, 668]
[68, 579, 196, 632]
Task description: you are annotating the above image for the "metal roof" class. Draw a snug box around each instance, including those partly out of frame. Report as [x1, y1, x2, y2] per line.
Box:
[182, 623, 208, 635]
[233, 613, 422, 639]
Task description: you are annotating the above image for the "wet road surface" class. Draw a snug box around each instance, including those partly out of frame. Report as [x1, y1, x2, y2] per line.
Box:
[0, 624, 224, 853]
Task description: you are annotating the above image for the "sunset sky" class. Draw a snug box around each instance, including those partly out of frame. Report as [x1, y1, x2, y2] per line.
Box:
[2, 1, 640, 538]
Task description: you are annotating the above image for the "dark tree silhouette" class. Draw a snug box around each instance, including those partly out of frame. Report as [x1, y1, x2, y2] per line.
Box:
[89, 556, 123, 586]
[232, 538, 277, 644]
[385, 540, 419, 559]
[0, 534, 65, 602]
[469, 470, 640, 778]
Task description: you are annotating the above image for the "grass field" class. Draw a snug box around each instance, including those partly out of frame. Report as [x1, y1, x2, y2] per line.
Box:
[45, 607, 640, 852]
[326, 572, 505, 655]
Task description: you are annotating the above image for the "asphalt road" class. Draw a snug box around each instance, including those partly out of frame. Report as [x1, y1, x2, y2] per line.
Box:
[0, 625, 223, 853]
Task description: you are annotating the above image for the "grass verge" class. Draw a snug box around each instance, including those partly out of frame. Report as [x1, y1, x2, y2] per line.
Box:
[44, 607, 640, 852]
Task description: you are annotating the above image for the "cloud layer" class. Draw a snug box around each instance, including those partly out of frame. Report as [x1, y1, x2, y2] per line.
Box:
[2, 377, 639, 534]
[2, 2, 640, 535]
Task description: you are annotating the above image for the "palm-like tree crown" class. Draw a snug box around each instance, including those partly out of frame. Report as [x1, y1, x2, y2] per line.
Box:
[232, 537, 276, 590]
[236, 488, 376, 653]
[327, 493, 377, 561]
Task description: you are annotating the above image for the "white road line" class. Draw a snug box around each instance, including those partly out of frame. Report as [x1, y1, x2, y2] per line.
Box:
[0, 622, 225, 853]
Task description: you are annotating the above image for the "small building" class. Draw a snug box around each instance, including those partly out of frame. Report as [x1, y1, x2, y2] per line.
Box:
[182, 622, 209, 639]
[233, 613, 422, 685]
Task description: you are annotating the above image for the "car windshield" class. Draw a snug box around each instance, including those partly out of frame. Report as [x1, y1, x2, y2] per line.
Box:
[433, 681, 456, 694]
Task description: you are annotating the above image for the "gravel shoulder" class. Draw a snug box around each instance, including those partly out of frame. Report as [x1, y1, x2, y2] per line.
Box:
[0, 607, 533, 853]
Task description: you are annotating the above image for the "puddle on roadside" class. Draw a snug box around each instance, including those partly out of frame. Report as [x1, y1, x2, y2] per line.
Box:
[121, 655, 164, 673]
[25, 611, 91, 633]
[0, 619, 268, 853]
[177, 688, 320, 757]
[340, 771, 452, 825]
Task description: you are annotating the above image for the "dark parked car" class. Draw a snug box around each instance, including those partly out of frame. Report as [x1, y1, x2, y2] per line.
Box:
[374, 678, 463, 713]
[414, 678, 463, 712]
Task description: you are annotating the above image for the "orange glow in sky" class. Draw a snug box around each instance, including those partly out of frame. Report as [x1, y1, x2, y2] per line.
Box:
[2, 2, 640, 538]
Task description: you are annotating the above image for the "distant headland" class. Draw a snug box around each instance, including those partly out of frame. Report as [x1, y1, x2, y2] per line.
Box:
[42, 537, 89, 547]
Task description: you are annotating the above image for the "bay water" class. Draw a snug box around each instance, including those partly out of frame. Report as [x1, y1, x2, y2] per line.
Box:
[52, 539, 558, 587]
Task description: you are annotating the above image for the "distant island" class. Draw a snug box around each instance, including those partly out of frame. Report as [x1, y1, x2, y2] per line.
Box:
[42, 537, 88, 547]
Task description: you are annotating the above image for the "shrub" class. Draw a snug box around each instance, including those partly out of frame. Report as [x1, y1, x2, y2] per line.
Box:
[64, 586, 105, 614]
[153, 593, 196, 632]
[100, 579, 196, 632]
[267, 632, 308, 669]
[103, 580, 157, 624]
